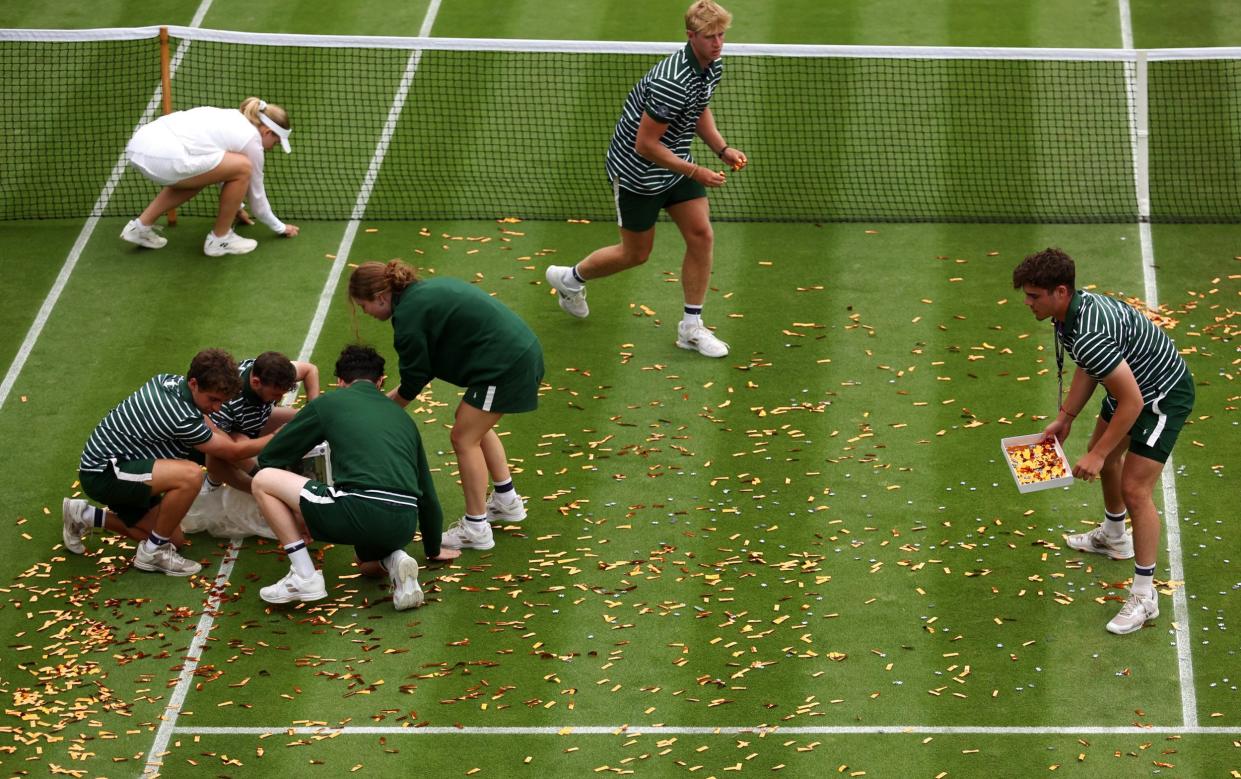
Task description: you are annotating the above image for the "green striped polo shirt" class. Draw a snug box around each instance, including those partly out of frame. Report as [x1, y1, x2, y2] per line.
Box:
[1059, 290, 1188, 401]
[390, 277, 539, 402]
[605, 42, 724, 195]
[209, 358, 274, 439]
[79, 374, 214, 472]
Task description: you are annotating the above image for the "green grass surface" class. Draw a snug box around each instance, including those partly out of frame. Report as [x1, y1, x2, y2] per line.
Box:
[1, 1, 1239, 778]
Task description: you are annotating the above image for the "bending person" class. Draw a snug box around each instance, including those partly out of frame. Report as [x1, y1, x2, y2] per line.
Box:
[121, 96, 300, 256]
[61, 349, 273, 575]
[251, 344, 457, 610]
[349, 260, 544, 552]
[205, 351, 321, 493]
[1014, 248, 1195, 635]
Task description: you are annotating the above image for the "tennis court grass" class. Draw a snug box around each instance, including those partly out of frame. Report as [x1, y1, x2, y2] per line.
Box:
[1, 1, 1238, 777]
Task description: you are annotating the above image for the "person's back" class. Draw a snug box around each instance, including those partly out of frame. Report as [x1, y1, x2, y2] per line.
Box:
[161, 107, 258, 156]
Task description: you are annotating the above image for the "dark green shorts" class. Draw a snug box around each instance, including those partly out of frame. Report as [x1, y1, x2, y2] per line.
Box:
[78, 460, 160, 526]
[613, 175, 707, 232]
[1100, 370, 1195, 463]
[462, 341, 544, 414]
[298, 481, 420, 562]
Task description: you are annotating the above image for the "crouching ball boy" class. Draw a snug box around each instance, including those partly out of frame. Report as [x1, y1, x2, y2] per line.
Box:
[251, 344, 459, 610]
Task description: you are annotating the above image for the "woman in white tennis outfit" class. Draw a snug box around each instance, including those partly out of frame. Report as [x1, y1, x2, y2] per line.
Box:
[122, 97, 300, 257]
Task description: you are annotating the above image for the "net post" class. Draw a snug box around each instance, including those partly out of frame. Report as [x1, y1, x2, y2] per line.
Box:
[160, 26, 177, 226]
[1133, 50, 1151, 222]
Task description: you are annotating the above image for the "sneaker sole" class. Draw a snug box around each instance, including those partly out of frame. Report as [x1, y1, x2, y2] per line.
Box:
[392, 557, 424, 610]
[676, 339, 729, 358]
[1106, 607, 1159, 635]
[260, 584, 328, 603]
[557, 295, 589, 318]
[441, 536, 497, 551]
[204, 245, 257, 257]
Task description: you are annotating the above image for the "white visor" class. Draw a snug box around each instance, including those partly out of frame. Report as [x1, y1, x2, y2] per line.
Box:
[258, 113, 291, 153]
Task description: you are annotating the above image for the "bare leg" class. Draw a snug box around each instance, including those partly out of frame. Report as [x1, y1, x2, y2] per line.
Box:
[251, 468, 312, 547]
[143, 459, 205, 539]
[1087, 417, 1130, 517]
[206, 453, 257, 493]
[138, 152, 253, 236]
[1120, 454, 1165, 568]
[665, 197, 714, 307]
[575, 227, 656, 281]
[480, 429, 511, 483]
[451, 403, 505, 517]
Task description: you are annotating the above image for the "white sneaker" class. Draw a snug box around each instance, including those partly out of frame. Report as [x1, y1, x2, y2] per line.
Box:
[259, 567, 327, 604]
[486, 492, 527, 523]
[1106, 591, 1159, 635]
[389, 555, 424, 611]
[199, 478, 222, 495]
[676, 321, 730, 358]
[203, 230, 258, 257]
[1064, 526, 1134, 560]
[545, 265, 588, 318]
[441, 517, 495, 550]
[61, 498, 93, 554]
[120, 219, 167, 249]
[133, 541, 202, 577]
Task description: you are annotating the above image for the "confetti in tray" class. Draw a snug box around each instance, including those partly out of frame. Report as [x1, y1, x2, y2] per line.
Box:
[1001, 433, 1075, 493]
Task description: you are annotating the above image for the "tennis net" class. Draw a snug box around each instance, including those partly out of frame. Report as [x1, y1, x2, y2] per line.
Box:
[2, 27, 1240, 223]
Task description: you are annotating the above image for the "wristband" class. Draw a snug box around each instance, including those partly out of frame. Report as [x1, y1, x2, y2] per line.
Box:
[1060, 405, 1077, 418]
[717, 145, 729, 159]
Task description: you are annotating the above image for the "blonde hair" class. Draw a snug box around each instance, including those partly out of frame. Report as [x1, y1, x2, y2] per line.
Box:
[685, 0, 732, 34]
[238, 96, 290, 130]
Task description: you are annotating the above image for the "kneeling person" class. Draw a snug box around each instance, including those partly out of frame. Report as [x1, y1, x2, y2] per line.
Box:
[251, 344, 457, 610]
[63, 349, 274, 575]
[205, 351, 321, 493]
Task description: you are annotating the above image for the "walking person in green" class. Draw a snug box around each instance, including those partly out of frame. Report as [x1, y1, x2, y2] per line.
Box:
[1014, 248, 1195, 635]
[252, 344, 456, 609]
[349, 260, 544, 552]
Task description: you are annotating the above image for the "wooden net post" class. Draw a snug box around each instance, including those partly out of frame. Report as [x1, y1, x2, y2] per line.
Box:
[160, 26, 177, 226]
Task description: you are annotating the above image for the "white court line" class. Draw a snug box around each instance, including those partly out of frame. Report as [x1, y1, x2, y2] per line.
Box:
[173, 724, 1241, 737]
[142, 3, 444, 777]
[1117, 0, 1198, 730]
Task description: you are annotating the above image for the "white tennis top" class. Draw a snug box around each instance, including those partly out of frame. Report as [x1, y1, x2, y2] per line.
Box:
[152, 107, 286, 233]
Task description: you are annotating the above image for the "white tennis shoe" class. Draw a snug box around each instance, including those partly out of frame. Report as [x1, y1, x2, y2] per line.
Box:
[486, 492, 527, 523]
[389, 554, 424, 611]
[676, 321, 730, 358]
[120, 219, 167, 249]
[204, 230, 258, 257]
[61, 498, 93, 554]
[1106, 591, 1159, 635]
[545, 265, 589, 318]
[1065, 526, 1134, 560]
[134, 542, 202, 577]
[441, 517, 495, 550]
[260, 567, 327, 603]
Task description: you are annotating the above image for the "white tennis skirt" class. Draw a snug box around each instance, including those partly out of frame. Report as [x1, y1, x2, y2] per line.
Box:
[125, 121, 225, 186]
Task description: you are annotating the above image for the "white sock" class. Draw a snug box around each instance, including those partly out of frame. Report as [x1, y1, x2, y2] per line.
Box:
[1103, 509, 1127, 540]
[1132, 564, 1156, 597]
[284, 542, 315, 578]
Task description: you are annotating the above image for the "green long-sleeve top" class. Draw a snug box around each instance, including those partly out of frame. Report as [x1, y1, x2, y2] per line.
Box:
[258, 380, 442, 557]
[391, 277, 539, 402]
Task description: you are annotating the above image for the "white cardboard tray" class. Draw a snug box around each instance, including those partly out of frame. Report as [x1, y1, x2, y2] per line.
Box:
[1001, 433, 1074, 493]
